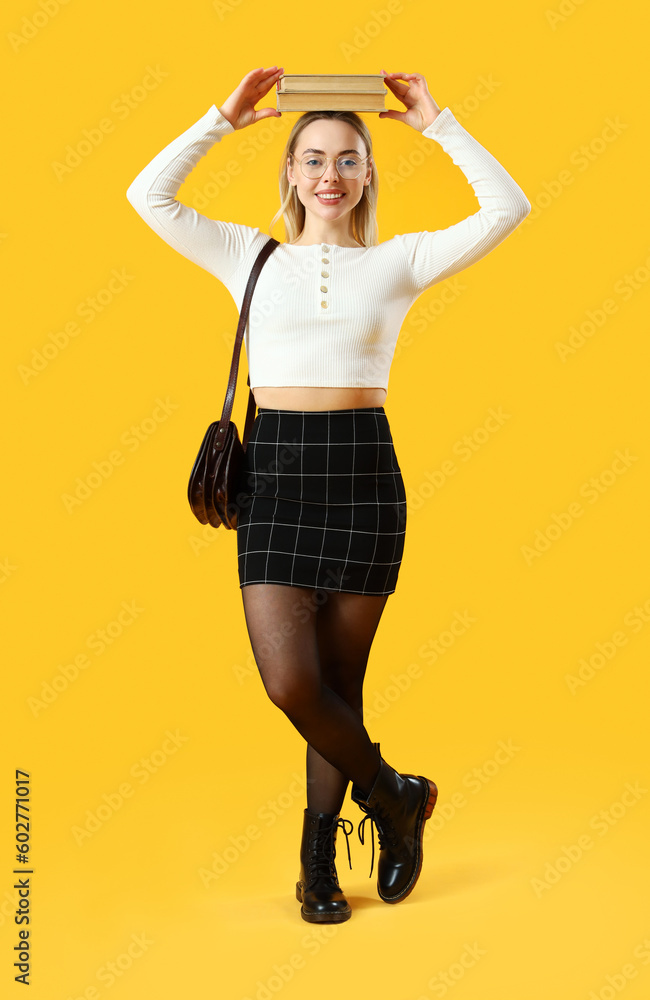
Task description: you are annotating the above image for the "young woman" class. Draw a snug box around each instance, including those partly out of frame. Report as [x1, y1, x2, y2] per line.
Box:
[126, 65, 531, 923]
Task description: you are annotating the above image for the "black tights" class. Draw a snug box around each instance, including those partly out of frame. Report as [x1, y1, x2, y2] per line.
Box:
[240, 583, 388, 815]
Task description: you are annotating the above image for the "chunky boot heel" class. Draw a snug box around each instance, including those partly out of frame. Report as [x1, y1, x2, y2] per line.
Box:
[423, 779, 438, 820]
[351, 743, 438, 904]
[295, 809, 353, 923]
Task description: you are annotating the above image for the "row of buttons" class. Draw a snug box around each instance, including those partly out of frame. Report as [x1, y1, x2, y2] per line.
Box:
[321, 245, 329, 308]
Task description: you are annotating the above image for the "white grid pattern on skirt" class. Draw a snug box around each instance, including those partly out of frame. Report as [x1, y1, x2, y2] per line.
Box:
[236, 407, 407, 595]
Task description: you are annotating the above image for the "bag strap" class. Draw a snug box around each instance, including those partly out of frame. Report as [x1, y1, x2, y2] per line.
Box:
[215, 236, 280, 452]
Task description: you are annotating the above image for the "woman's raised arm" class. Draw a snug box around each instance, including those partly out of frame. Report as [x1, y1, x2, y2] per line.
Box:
[381, 71, 531, 293]
[125, 67, 283, 285]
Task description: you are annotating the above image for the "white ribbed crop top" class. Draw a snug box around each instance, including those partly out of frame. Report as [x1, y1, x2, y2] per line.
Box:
[126, 104, 531, 391]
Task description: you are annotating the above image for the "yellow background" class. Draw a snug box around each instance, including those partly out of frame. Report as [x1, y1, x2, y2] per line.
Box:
[2, 0, 648, 997]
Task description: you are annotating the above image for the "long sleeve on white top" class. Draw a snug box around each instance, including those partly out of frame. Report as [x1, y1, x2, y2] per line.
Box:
[125, 103, 531, 390]
[125, 104, 530, 291]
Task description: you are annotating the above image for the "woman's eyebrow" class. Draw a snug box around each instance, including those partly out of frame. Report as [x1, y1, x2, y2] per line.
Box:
[301, 147, 362, 155]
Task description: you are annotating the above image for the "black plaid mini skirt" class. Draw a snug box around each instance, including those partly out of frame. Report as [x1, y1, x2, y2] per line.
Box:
[236, 407, 407, 595]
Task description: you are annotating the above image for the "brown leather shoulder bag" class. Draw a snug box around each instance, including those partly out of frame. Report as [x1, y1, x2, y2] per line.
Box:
[187, 236, 280, 529]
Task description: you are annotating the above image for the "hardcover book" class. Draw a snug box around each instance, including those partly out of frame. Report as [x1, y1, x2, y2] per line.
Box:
[276, 73, 387, 111]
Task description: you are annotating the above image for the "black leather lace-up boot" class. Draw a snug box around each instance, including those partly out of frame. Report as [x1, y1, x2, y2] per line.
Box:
[351, 742, 438, 903]
[295, 809, 354, 922]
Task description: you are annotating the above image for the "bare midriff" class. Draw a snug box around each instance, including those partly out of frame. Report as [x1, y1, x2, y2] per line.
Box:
[252, 386, 387, 410]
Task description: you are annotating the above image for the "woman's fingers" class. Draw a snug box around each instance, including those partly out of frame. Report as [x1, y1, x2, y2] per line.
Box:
[242, 66, 280, 89]
[248, 66, 283, 99]
[379, 71, 436, 129]
[258, 65, 283, 82]
[382, 73, 413, 96]
[383, 79, 407, 94]
[254, 66, 283, 80]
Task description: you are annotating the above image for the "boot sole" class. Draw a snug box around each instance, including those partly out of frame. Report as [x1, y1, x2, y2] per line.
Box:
[295, 882, 352, 922]
[378, 777, 438, 904]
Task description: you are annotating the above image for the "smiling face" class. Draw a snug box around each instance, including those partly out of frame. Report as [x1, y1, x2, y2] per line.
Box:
[286, 118, 372, 240]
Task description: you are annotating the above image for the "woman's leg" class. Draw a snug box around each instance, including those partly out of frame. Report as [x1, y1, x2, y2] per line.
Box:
[306, 589, 390, 814]
[240, 583, 385, 796]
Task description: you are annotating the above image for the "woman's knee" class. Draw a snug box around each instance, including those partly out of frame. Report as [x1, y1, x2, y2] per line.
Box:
[261, 674, 321, 717]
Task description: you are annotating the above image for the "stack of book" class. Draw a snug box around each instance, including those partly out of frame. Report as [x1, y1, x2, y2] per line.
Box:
[276, 74, 387, 112]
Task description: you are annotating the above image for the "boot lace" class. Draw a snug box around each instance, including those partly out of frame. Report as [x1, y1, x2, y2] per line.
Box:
[357, 804, 399, 879]
[306, 817, 354, 884]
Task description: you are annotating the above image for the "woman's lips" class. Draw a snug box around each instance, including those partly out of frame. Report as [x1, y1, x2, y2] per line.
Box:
[316, 192, 345, 203]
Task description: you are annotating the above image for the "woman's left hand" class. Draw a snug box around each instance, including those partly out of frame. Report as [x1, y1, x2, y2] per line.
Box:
[378, 71, 442, 132]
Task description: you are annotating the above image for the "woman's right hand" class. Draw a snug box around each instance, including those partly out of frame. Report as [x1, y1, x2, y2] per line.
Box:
[218, 66, 284, 130]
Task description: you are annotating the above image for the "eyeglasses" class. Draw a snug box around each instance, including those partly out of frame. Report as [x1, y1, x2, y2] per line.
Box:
[291, 153, 371, 179]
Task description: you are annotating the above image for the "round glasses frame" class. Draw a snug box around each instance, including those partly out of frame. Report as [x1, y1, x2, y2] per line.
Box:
[291, 153, 372, 179]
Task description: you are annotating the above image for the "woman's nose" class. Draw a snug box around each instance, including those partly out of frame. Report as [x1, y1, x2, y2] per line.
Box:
[321, 160, 341, 181]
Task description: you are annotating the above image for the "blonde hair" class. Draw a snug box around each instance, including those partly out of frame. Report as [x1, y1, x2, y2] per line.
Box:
[267, 110, 379, 247]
